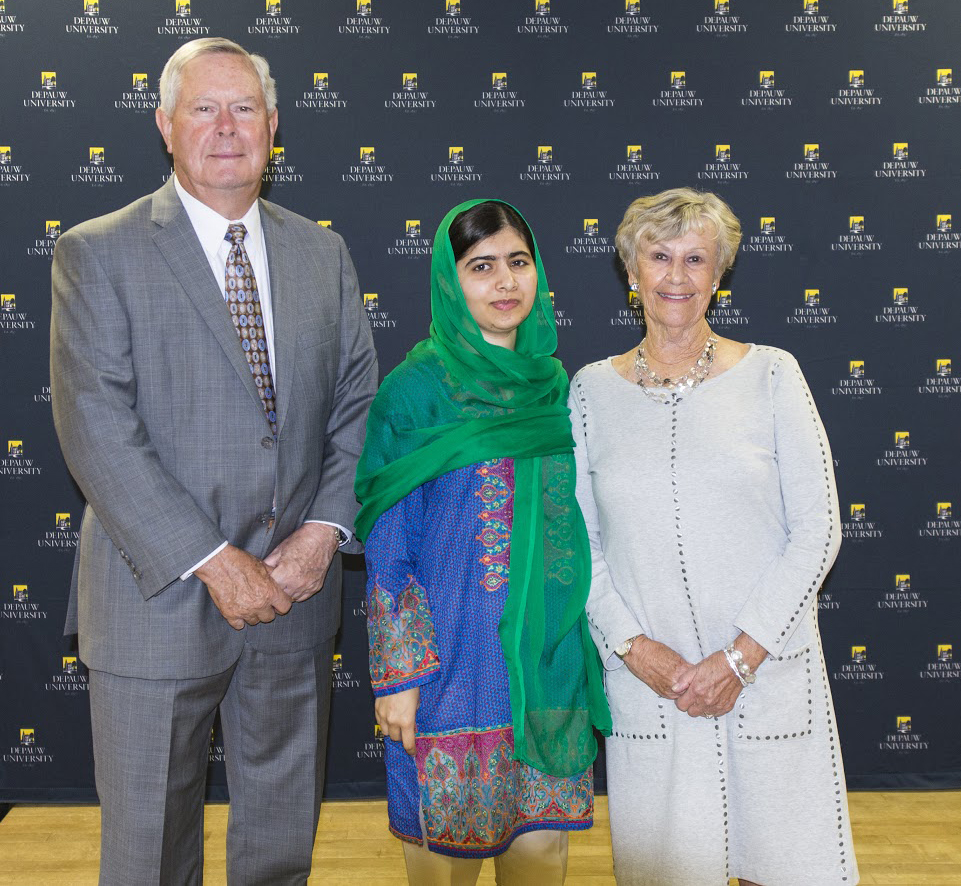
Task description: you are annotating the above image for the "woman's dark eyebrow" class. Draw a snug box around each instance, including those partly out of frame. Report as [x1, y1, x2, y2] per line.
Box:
[465, 250, 532, 266]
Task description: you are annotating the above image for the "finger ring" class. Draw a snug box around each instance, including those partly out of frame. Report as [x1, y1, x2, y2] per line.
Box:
[702, 714, 714, 720]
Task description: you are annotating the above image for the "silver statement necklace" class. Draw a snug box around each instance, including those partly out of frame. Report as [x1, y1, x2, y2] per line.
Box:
[634, 333, 718, 404]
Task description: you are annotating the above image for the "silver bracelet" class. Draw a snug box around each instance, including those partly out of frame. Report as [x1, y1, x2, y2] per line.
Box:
[724, 643, 756, 685]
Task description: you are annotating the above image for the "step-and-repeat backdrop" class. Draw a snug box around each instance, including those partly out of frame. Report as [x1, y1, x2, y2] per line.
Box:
[2, 0, 960, 801]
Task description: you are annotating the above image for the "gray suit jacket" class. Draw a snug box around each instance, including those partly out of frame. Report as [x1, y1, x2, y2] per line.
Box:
[51, 179, 377, 680]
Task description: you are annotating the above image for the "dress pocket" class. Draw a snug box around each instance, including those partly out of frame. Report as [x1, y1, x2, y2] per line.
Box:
[603, 662, 671, 742]
[732, 642, 815, 743]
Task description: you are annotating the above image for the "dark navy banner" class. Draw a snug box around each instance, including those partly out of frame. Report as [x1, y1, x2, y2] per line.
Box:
[2, 0, 959, 801]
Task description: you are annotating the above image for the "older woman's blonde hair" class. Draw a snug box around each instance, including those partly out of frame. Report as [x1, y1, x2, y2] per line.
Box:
[615, 188, 742, 278]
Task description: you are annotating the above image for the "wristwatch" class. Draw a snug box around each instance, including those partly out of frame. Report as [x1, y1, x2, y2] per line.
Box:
[614, 634, 643, 659]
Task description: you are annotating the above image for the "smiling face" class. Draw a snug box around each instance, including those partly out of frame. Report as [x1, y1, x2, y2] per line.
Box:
[630, 228, 720, 335]
[155, 51, 277, 218]
[456, 227, 538, 350]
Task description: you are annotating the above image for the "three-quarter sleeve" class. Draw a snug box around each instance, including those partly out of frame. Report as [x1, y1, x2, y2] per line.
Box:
[364, 485, 441, 696]
[733, 353, 842, 656]
[569, 377, 648, 670]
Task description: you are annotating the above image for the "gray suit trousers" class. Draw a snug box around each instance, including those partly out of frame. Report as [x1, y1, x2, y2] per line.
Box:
[89, 638, 334, 886]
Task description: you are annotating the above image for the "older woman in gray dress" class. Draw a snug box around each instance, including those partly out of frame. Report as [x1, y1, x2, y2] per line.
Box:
[570, 188, 859, 886]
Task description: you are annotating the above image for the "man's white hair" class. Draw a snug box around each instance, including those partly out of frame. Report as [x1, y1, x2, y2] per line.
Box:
[159, 37, 277, 115]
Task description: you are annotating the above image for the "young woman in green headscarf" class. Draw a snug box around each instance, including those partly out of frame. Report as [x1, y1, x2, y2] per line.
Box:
[355, 199, 611, 883]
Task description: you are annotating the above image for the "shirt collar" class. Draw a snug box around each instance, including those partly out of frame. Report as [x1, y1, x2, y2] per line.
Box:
[173, 174, 262, 262]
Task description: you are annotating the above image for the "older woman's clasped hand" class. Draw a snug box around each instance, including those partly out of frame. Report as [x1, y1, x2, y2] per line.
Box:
[626, 634, 768, 718]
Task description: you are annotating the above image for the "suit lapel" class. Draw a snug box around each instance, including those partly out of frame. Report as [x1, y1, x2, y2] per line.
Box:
[261, 201, 298, 437]
[150, 180, 265, 416]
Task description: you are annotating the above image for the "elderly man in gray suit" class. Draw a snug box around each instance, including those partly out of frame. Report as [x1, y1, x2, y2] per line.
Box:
[50, 38, 377, 885]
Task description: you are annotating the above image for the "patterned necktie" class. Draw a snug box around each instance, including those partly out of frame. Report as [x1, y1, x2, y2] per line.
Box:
[224, 223, 277, 437]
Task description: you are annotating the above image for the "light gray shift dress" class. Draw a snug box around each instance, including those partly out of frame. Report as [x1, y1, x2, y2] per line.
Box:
[570, 346, 859, 886]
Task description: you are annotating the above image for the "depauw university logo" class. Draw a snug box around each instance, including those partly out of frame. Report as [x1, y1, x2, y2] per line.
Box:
[671, 71, 686, 89]
[849, 360, 865, 378]
[270, 146, 284, 164]
[176, 0, 191, 16]
[804, 144, 819, 160]
[535, 0, 550, 15]
[893, 287, 909, 304]
[0, 146, 11, 164]
[936, 358, 952, 375]
[89, 146, 105, 164]
[55, 512, 71, 530]
[851, 645, 867, 662]
[582, 72, 597, 89]
[894, 431, 910, 449]
[317, 220, 332, 228]
[760, 70, 775, 88]
[63, 656, 78, 673]
[46, 220, 61, 238]
[760, 216, 775, 234]
[937, 644, 953, 662]
[314, 72, 328, 90]
[627, 145, 642, 162]
[20, 728, 35, 745]
[0, 294, 14, 310]
[8, 440, 23, 456]
[936, 502, 951, 519]
[896, 716, 912, 733]
[13, 584, 28, 601]
[357, 0, 371, 15]
[132, 73, 148, 91]
[406, 220, 421, 237]
[267, 0, 282, 15]
[402, 72, 418, 91]
[895, 574, 910, 590]
[715, 144, 731, 161]
[84, 0, 98, 15]
[364, 293, 379, 311]
[936, 68, 952, 86]
[493, 72, 508, 89]
[360, 146, 375, 164]
[849, 70, 865, 88]
[538, 145, 553, 163]
[850, 503, 866, 521]
[936, 214, 952, 232]
[584, 219, 599, 235]
[446, 0, 461, 14]
[41, 71, 56, 89]
[849, 215, 864, 233]
[893, 142, 909, 159]
[449, 146, 464, 163]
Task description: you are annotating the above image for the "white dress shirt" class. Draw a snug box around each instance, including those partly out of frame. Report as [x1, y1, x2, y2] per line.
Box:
[173, 176, 349, 580]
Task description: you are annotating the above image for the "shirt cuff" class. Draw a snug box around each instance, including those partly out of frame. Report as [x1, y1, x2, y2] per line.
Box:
[305, 520, 352, 547]
[180, 541, 229, 581]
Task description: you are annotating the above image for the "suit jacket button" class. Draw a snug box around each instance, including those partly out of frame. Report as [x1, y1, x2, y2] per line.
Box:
[261, 436, 275, 450]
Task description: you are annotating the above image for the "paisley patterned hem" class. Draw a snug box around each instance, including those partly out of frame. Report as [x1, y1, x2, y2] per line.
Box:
[414, 724, 593, 858]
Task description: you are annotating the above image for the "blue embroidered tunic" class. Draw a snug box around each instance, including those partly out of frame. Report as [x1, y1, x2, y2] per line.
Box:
[365, 458, 593, 858]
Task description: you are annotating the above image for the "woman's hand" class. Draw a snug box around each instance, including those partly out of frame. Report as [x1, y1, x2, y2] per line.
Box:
[673, 651, 744, 718]
[375, 687, 420, 755]
[623, 636, 695, 700]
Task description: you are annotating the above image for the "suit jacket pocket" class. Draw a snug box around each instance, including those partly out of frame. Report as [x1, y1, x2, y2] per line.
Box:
[732, 642, 815, 742]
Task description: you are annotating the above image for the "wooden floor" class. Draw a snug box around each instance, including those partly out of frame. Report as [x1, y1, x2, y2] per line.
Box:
[0, 792, 959, 884]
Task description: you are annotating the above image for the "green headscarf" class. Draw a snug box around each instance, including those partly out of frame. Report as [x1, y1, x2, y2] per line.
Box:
[355, 198, 610, 777]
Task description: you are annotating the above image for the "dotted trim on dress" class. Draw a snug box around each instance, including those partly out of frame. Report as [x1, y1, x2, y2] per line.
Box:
[762, 348, 837, 653]
[671, 395, 706, 660]
[734, 646, 814, 741]
[713, 718, 731, 881]
[814, 624, 852, 881]
[610, 700, 668, 741]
